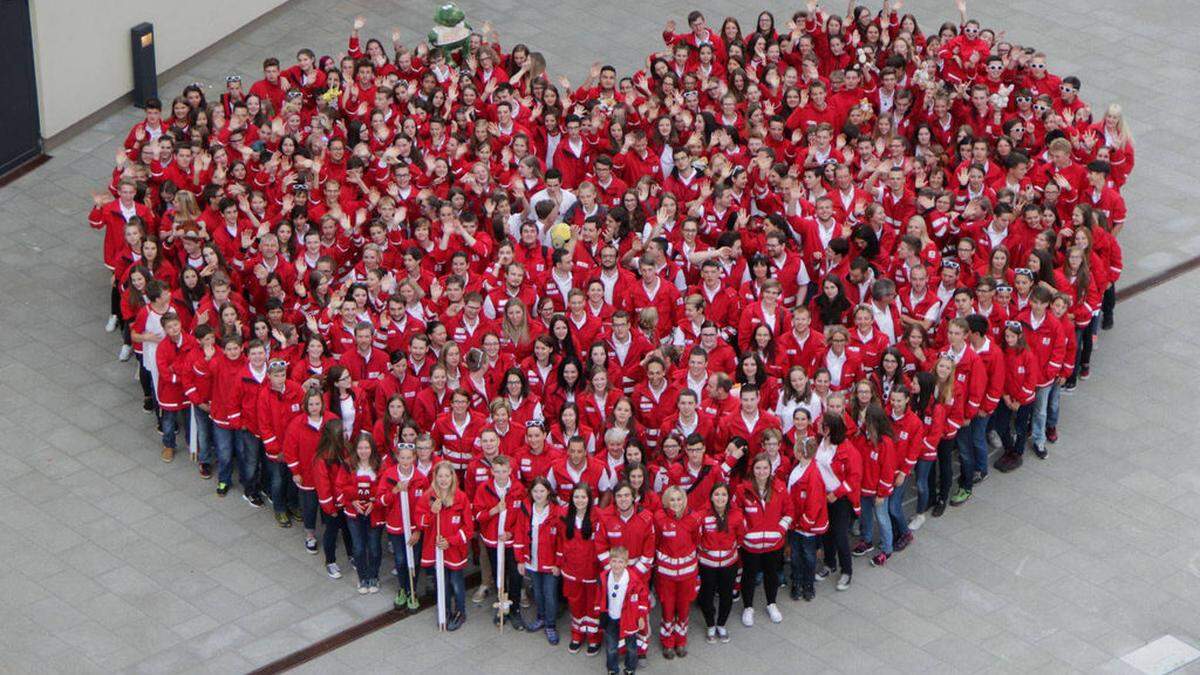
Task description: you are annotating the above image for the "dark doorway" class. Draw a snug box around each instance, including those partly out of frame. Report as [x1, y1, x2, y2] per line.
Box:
[0, 0, 43, 179]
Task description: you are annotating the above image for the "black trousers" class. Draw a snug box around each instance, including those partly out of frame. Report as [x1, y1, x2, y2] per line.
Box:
[697, 564, 737, 627]
[822, 497, 853, 576]
[929, 438, 955, 505]
[740, 548, 782, 608]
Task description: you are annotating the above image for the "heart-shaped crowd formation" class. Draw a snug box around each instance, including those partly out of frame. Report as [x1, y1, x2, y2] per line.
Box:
[88, 0, 1130, 652]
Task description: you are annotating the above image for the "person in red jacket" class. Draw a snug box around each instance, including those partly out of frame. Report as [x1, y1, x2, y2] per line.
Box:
[376, 442, 428, 610]
[154, 312, 195, 463]
[654, 486, 701, 658]
[786, 434, 827, 602]
[418, 461, 475, 631]
[547, 435, 613, 506]
[668, 433, 740, 512]
[596, 546, 650, 675]
[852, 404, 899, 567]
[517, 477, 562, 645]
[431, 389, 488, 475]
[944, 317, 987, 506]
[993, 322, 1042, 472]
[339, 435, 386, 593]
[886, 386, 923, 552]
[257, 360, 305, 526]
[195, 335, 249, 498]
[472, 455, 529, 630]
[557, 484, 605, 655]
[313, 419, 354, 579]
[235, 340, 272, 507]
[817, 414, 862, 592]
[696, 482, 744, 643]
[737, 454, 791, 628]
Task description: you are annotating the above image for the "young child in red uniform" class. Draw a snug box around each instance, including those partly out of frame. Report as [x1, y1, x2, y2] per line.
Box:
[596, 546, 650, 675]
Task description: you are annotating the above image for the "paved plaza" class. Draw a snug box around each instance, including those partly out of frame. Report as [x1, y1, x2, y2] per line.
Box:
[1, 0, 1199, 672]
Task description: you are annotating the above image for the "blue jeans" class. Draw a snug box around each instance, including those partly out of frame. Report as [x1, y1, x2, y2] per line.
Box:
[888, 487, 910, 538]
[265, 461, 298, 515]
[425, 566, 466, 618]
[320, 510, 352, 565]
[211, 425, 244, 487]
[160, 410, 179, 449]
[528, 570, 559, 625]
[1030, 384, 1052, 448]
[238, 431, 263, 495]
[191, 407, 215, 465]
[346, 517, 383, 584]
[602, 614, 639, 673]
[915, 459, 934, 512]
[860, 495, 893, 554]
[787, 531, 818, 594]
[1047, 382, 1062, 429]
[956, 413, 991, 489]
[388, 532, 421, 594]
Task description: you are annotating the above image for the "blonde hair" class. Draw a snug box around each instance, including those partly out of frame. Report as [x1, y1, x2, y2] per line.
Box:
[1104, 103, 1133, 145]
[661, 486, 688, 519]
[431, 460, 459, 506]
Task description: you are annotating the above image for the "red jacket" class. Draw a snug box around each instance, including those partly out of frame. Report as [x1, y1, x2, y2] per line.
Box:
[1002, 346, 1040, 405]
[607, 332, 654, 394]
[514, 444, 563, 486]
[338, 464, 386, 526]
[155, 334, 197, 412]
[1019, 310, 1068, 386]
[776, 329, 826, 375]
[917, 402, 949, 462]
[256, 380, 304, 461]
[973, 339, 1006, 416]
[236, 365, 271, 437]
[856, 436, 899, 499]
[376, 465, 430, 536]
[547, 456, 612, 506]
[473, 479, 530, 549]
[313, 457, 344, 515]
[787, 462, 829, 536]
[667, 456, 734, 512]
[828, 440, 864, 512]
[89, 200, 154, 269]
[198, 353, 245, 429]
[556, 515, 606, 583]
[631, 381, 679, 451]
[430, 411, 488, 471]
[517, 502, 563, 572]
[736, 480, 791, 553]
[594, 568, 651, 639]
[696, 506, 745, 568]
[891, 410, 925, 474]
[653, 510, 700, 579]
[417, 489, 475, 569]
[597, 508, 656, 574]
[282, 413, 337, 490]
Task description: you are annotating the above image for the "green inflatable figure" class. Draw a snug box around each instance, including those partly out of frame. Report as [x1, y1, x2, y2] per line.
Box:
[428, 3, 472, 62]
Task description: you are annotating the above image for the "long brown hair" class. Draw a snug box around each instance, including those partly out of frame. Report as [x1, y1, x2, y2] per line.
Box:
[315, 419, 348, 466]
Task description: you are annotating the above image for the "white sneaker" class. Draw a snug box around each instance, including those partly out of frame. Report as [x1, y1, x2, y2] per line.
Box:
[909, 513, 926, 531]
[741, 607, 754, 627]
[326, 562, 342, 579]
[472, 584, 491, 604]
[358, 582, 369, 594]
[717, 626, 730, 643]
[836, 574, 852, 591]
[105, 315, 118, 333]
[706, 627, 717, 643]
[766, 603, 782, 623]
[118, 344, 132, 362]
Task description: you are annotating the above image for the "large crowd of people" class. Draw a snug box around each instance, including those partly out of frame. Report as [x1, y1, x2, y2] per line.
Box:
[88, 1, 1131, 672]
